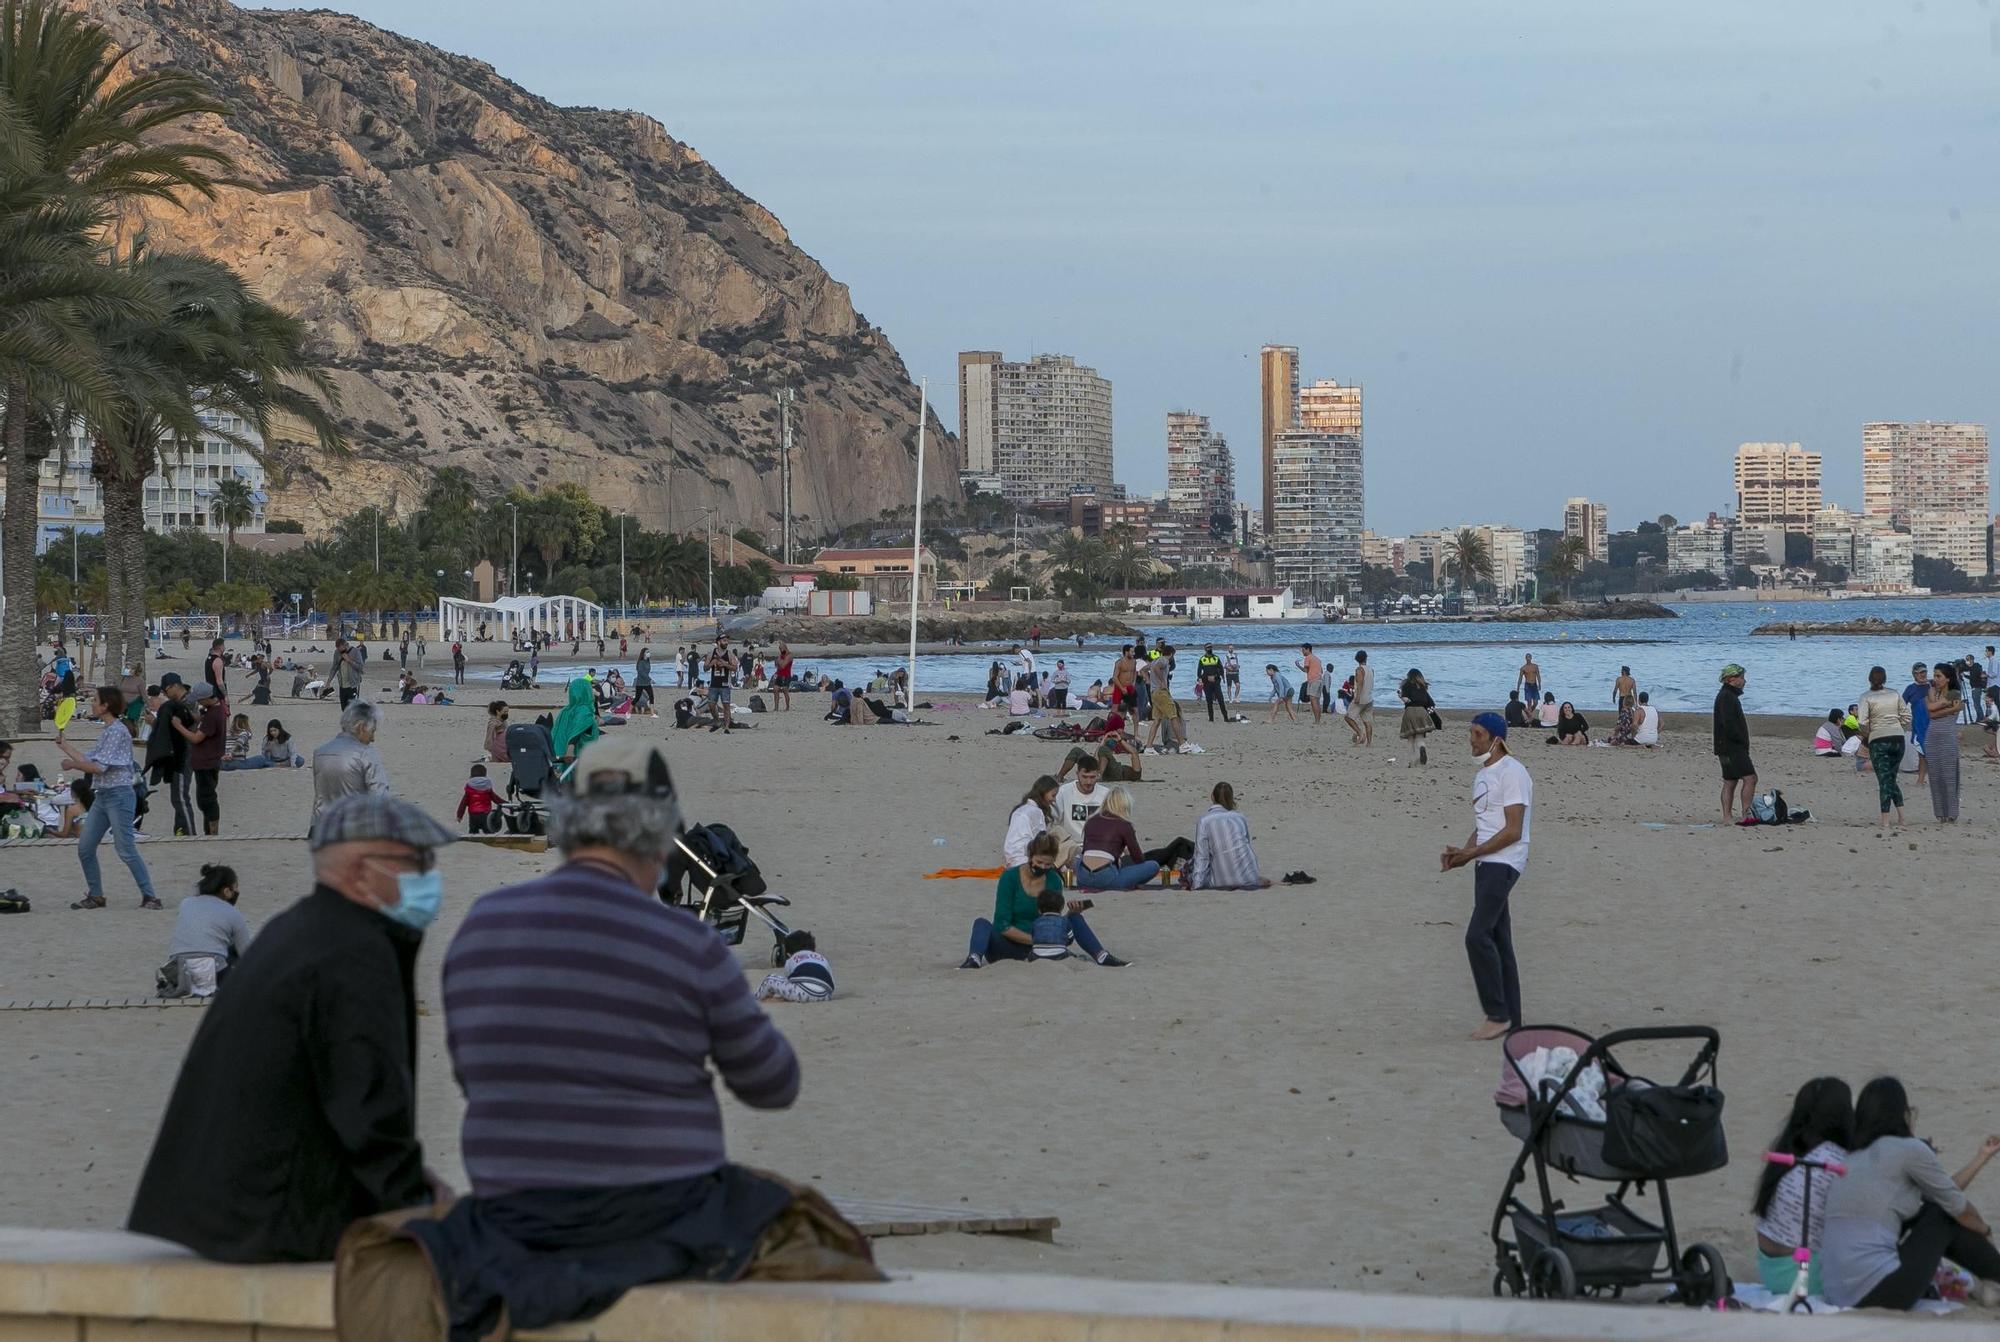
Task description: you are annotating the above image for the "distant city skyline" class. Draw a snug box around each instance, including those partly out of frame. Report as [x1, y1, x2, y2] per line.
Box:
[266, 1, 2000, 533]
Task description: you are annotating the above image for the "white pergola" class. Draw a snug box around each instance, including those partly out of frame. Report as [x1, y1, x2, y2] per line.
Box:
[438, 594, 605, 644]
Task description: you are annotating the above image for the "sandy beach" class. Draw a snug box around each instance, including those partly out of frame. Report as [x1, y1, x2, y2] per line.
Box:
[3, 638, 1997, 1303]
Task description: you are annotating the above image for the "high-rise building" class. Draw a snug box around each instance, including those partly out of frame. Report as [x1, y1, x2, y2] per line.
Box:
[956, 351, 1001, 477]
[1734, 442, 1822, 534]
[1666, 521, 1730, 577]
[1562, 498, 1609, 563]
[1165, 411, 1235, 535]
[1258, 345, 1298, 536]
[1269, 428, 1362, 595]
[954, 351, 1114, 503]
[1297, 379, 1363, 437]
[1861, 421, 1990, 576]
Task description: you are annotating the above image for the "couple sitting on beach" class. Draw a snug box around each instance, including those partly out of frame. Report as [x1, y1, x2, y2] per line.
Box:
[1756, 1074, 2000, 1309]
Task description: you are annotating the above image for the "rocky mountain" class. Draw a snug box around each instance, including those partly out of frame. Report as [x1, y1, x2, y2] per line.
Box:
[86, 0, 960, 536]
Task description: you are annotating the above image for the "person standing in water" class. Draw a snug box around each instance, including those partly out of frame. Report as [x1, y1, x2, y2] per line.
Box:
[1516, 654, 1540, 707]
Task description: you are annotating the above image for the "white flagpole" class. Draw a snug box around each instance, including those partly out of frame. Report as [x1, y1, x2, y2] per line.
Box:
[906, 380, 928, 710]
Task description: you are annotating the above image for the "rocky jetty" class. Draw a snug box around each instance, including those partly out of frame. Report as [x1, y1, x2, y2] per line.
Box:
[731, 609, 1138, 649]
[1490, 601, 1676, 623]
[1753, 617, 2000, 636]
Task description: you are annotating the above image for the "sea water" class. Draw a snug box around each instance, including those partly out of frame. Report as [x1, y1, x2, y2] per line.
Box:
[478, 597, 2000, 717]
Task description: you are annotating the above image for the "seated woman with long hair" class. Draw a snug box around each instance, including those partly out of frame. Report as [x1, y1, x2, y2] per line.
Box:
[1752, 1076, 1852, 1296]
[1077, 786, 1193, 890]
[958, 832, 1127, 969]
[1002, 775, 1070, 868]
[1553, 701, 1589, 746]
[1821, 1076, 2000, 1308]
[1188, 782, 1272, 889]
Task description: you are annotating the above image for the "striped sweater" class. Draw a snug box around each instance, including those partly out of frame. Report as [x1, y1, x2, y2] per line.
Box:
[442, 860, 800, 1195]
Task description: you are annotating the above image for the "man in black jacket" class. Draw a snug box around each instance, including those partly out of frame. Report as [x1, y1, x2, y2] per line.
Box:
[143, 673, 195, 836]
[1713, 662, 1756, 825]
[129, 792, 457, 1262]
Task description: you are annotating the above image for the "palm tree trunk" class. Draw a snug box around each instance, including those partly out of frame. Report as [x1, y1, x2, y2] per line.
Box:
[102, 471, 149, 676]
[0, 392, 52, 733]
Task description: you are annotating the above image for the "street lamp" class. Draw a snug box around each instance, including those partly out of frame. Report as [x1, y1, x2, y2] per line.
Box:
[506, 503, 520, 596]
[618, 513, 627, 625]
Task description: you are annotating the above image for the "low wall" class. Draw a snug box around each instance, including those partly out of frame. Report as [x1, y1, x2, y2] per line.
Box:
[0, 1228, 1985, 1341]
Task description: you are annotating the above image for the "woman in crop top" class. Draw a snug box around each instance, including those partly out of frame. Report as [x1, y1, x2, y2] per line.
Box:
[1076, 786, 1191, 890]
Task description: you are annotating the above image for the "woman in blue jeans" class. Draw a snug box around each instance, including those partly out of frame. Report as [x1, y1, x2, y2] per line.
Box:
[959, 833, 1128, 968]
[1076, 786, 1191, 889]
[56, 686, 161, 910]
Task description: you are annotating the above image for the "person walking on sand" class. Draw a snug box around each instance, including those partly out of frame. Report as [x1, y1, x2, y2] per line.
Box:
[1714, 663, 1757, 825]
[1196, 645, 1226, 722]
[1516, 654, 1540, 707]
[1441, 712, 1531, 1041]
[1346, 650, 1374, 745]
[1902, 663, 1931, 788]
[1857, 666, 1911, 831]
[1225, 646, 1241, 703]
[1296, 644, 1324, 724]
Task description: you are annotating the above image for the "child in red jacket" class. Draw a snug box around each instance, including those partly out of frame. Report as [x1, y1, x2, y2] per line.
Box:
[456, 763, 499, 834]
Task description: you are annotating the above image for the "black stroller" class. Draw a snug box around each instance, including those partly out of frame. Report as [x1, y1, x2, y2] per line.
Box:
[659, 822, 801, 967]
[499, 719, 558, 834]
[500, 659, 534, 691]
[1491, 1025, 1730, 1305]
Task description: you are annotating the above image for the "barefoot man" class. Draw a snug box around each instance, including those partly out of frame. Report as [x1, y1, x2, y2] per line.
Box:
[1515, 653, 1540, 707]
[1714, 662, 1756, 824]
[1442, 712, 1531, 1041]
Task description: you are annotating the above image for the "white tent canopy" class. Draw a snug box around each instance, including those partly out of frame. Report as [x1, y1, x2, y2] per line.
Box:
[438, 594, 605, 644]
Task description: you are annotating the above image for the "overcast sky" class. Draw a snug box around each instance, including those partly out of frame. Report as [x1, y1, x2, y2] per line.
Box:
[266, 0, 2000, 535]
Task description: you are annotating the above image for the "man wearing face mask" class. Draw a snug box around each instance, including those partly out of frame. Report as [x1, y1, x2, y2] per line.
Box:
[128, 792, 457, 1262]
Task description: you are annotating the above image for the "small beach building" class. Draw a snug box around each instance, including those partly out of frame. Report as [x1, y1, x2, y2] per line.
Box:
[1105, 586, 1301, 620]
[812, 546, 938, 604]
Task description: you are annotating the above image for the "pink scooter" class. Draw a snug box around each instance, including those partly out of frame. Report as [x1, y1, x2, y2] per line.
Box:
[1763, 1150, 1847, 1312]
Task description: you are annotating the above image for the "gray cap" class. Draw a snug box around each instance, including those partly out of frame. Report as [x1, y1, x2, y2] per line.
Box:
[310, 793, 458, 853]
[191, 682, 217, 701]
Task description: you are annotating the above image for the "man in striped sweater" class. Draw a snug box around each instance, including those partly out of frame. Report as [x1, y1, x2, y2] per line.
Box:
[419, 737, 818, 1336]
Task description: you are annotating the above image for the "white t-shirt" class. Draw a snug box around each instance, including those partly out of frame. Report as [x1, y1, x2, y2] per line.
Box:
[1352, 663, 1373, 706]
[1635, 705, 1660, 746]
[1002, 801, 1047, 867]
[1053, 780, 1106, 840]
[1471, 753, 1532, 872]
[1016, 649, 1036, 682]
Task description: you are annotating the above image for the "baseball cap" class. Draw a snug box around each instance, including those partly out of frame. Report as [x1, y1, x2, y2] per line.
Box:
[570, 737, 676, 800]
[1472, 711, 1507, 739]
[310, 793, 458, 853]
[159, 672, 185, 689]
[1719, 663, 1745, 681]
[191, 682, 217, 700]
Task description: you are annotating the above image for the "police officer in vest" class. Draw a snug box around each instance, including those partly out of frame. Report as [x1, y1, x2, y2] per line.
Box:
[1197, 645, 1227, 722]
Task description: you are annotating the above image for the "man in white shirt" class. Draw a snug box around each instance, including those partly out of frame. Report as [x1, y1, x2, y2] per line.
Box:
[1052, 756, 1107, 846]
[1013, 644, 1036, 692]
[1632, 691, 1660, 747]
[1441, 712, 1531, 1041]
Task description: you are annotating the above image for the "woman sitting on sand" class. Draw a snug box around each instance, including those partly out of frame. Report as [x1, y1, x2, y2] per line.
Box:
[1536, 692, 1560, 728]
[1753, 1076, 1852, 1296]
[958, 832, 1128, 969]
[1188, 782, 1271, 889]
[1003, 775, 1067, 868]
[1814, 709, 1846, 755]
[1078, 786, 1192, 890]
[1553, 702, 1589, 746]
[1821, 1076, 2000, 1309]
[1078, 679, 1110, 711]
[984, 662, 1007, 707]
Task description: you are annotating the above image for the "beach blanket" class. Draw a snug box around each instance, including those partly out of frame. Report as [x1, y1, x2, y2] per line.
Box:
[1730, 1283, 1960, 1316]
[924, 867, 1005, 881]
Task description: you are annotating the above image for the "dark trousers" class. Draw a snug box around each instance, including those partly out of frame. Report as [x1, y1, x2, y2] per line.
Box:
[634, 686, 654, 712]
[968, 914, 1106, 962]
[466, 811, 501, 834]
[1145, 836, 1195, 869]
[455, 663, 466, 685]
[1858, 1202, 2000, 1309]
[192, 767, 220, 830]
[153, 762, 194, 835]
[1466, 861, 1522, 1026]
[338, 686, 358, 708]
[1202, 680, 1225, 720]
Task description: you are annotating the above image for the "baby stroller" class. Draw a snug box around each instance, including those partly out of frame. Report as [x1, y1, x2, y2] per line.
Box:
[500, 659, 534, 691]
[1491, 1024, 1730, 1305]
[499, 719, 558, 835]
[659, 821, 802, 967]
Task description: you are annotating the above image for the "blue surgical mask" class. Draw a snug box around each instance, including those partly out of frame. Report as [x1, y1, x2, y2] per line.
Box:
[381, 870, 442, 931]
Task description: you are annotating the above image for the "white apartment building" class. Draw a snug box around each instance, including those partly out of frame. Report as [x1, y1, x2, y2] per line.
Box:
[1359, 529, 1406, 573]
[1667, 521, 1730, 577]
[1269, 428, 1362, 595]
[1563, 498, 1609, 563]
[1164, 410, 1235, 529]
[958, 351, 1114, 503]
[1861, 421, 1990, 576]
[1852, 528, 1915, 592]
[0, 411, 268, 553]
[1733, 442, 1822, 533]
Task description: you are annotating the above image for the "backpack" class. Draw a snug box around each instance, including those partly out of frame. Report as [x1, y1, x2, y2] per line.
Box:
[1751, 790, 1788, 825]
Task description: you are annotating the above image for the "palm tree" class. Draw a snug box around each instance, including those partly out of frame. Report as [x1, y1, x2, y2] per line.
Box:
[210, 474, 253, 580]
[1539, 535, 1588, 603]
[0, 0, 228, 730]
[1441, 527, 1493, 599]
[87, 246, 342, 672]
[1102, 523, 1151, 592]
[1047, 531, 1107, 608]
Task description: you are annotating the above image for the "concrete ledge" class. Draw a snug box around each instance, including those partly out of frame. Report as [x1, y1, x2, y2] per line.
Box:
[0, 1228, 1989, 1341]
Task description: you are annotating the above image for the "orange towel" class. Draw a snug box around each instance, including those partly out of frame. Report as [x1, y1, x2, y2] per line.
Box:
[924, 867, 1005, 880]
